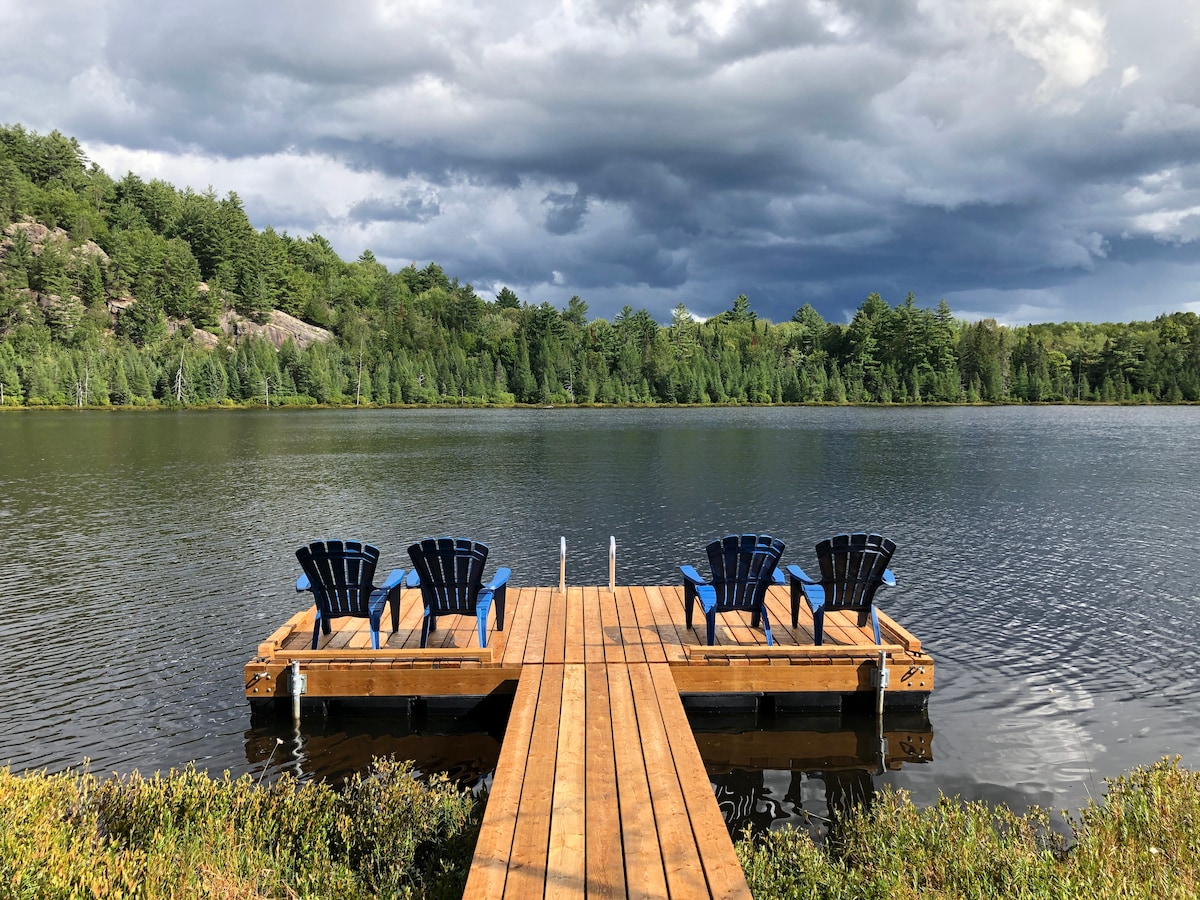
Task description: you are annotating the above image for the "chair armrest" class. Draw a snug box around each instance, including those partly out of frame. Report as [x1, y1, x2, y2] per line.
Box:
[772, 568, 785, 585]
[296, 574, 310, 592]
[882, 568, 896, 587]
[785, 564, 818, 585]
[680, 565, 708, 587]
[486, 567, 512, 591]
[405, 569, 421, 588]
[379, 568, 406, 592]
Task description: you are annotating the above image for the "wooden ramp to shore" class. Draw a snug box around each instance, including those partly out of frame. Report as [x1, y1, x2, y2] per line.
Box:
[465, 662, 750, 899]
[246, 586, 934, 898]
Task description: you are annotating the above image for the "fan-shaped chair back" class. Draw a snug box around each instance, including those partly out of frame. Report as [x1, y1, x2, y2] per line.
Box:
[407, 537, 489, 615]
[815, 532, 896, 617]
[296, 539, 380, 619]
[705, 533, 786, 614]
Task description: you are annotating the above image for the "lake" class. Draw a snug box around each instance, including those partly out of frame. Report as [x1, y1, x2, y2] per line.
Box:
[1, 406, 1197, 833]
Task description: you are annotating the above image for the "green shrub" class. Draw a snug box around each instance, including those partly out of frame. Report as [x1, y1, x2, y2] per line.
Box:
[0, 757, 481, 899]
[738, 758, 1199, 900]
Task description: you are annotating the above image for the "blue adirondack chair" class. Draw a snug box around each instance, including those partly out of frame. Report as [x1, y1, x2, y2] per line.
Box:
[680, 533, 786, 646]
[786, 532, 896, 645]
[295, 539, 406, 650]
[405, 537, 511, 648]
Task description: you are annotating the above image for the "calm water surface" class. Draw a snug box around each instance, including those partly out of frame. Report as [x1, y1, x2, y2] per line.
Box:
[1, 407, 1197, 831]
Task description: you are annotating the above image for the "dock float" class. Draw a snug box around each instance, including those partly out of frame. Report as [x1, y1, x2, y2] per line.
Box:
[246, 585, 934, 897]
[246, 585, 932, 706]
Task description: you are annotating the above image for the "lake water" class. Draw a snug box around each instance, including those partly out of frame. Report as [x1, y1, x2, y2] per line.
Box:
[1, 406, 1198, 833]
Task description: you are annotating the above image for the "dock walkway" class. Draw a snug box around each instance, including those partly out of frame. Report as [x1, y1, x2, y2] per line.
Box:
[465, 662, 750, 899]
[246, 586, 934, 897]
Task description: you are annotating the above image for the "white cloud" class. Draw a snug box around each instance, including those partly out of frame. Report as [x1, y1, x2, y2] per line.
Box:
[988, 0, 1109, 98]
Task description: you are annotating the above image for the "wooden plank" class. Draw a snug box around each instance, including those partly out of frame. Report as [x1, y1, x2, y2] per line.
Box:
[599, 579, 625, 665]
[275, 648, 493, 663]
[582, 586, 606, 665]
[606, 663, 669, 900]
[523, 588, 554, 666]
[544, 587, 569, 665]
[504, 664, 565, 899]
[499, 585, 538, 667]
[545, 664, 587, 899]
[629, 586, 666, 663]
[291, 668, 520, 698]
[627, 663, 710, 898]
[584, 663, 625, 899]
[878, 608, 922, 651]
[649, 662, 753, 899]
[614, 587, 646, 663]
[645, 584, 689, 663]
[685, 645, 906, 661]
[563, 586, 586, 665]
[463, 666, 544, 900]
[670, 662, 930, 694]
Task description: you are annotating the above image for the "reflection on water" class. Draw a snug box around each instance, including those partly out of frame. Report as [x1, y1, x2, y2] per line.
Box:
[691, 706, 933, 839]
[244, 696, 511, 793]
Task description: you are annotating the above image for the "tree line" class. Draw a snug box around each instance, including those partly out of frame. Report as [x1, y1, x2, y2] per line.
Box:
[2, 123, 1198, 408]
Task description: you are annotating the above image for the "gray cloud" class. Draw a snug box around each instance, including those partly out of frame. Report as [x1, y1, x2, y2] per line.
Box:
[6, 0, 1200, 326]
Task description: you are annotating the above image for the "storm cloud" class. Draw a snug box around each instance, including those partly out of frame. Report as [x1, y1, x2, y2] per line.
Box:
[3, 0, 1199, 325]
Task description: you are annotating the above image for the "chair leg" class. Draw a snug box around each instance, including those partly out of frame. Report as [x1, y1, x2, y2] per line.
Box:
[684, 583, 696, 629]
[761, 607, 773, 646]
[370, 627, 381, 650]
[706, 610, 717, 646]
[311, 617, 321, 650]
[871, 607, 881, 644]
[813, 608, 825, 646]
[790, 583, 801, 628]
[495, 587, 506, 631]
[420, 613, 433, 648]
[390, 586, 401, 634]
[478, 610, 488, 649]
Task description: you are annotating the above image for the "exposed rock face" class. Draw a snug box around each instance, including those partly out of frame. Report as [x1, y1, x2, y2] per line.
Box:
[221, 309, 333, 350]
[2, 217, 332, 351]
[0, 218, 108, 266]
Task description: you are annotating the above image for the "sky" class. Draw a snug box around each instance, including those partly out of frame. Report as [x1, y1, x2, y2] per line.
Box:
[3, 0, 1199, 327]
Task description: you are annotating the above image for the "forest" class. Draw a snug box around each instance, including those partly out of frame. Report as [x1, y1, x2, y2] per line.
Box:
[2, 123, 1198, 409]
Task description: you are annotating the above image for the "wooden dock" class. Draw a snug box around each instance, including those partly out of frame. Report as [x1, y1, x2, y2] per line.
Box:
[245, 585, 934, 898]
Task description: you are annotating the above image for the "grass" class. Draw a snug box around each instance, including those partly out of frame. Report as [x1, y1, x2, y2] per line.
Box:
[0, 756, 1196, 898]
[0, 757, 481, 899]
[736, 757, 1200, 899]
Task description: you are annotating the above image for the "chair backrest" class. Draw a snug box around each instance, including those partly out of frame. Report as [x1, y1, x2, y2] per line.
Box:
[705, 533, 786, 612]
[407, 537, 489, 615]
[814, 532, 896, 611]
[296, 539, 381, 618]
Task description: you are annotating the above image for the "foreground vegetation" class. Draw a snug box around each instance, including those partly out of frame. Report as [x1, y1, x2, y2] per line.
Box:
[4, 124, 1200, 410]
[739, 757, 1199, 899]
[0, 759, 480, 899]
[1, 757, 1196, 898]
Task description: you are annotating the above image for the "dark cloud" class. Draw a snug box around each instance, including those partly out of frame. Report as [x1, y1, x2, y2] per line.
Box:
[542, 190, 589, 235]
[348, 195, 441, 224]
[5, 0, 1200, 326]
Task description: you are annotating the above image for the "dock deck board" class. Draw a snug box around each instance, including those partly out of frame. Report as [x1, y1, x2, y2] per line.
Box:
[247, 585, 934, 897]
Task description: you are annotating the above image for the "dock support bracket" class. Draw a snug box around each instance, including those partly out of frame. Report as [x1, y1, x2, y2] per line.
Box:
[874, 649, 889, 772]
[872, 649, 889, 715]
[290, 659, 307, 723]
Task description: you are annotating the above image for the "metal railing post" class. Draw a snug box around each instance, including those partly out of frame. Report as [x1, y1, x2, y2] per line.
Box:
[609, 536, 616, 593]
[559, 536, 567, 594]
